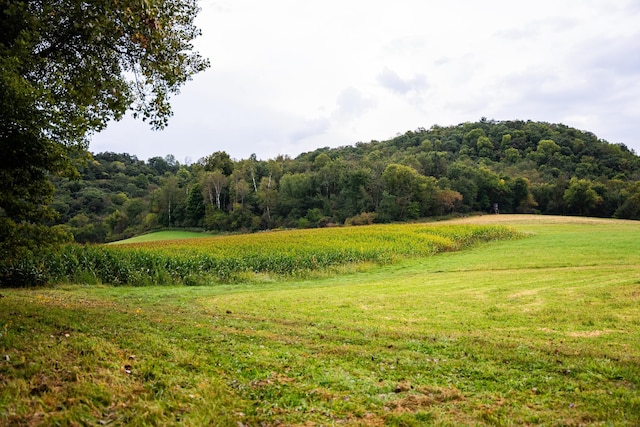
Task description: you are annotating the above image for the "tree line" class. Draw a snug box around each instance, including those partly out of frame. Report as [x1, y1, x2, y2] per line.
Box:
[51, 119, 640, 243]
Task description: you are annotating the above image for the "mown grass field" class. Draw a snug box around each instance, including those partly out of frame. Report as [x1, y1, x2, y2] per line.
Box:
[1, 215, 639, 426]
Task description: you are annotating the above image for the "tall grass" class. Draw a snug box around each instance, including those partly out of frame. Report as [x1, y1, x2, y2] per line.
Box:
[29, 223, 520, 286]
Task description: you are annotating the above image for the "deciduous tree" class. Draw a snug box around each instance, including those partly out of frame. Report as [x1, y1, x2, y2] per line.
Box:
[563, 178, 602, 216]
[0, 0, 208, 262]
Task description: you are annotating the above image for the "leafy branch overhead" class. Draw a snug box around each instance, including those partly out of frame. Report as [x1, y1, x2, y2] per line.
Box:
[5, 0, 209, 136]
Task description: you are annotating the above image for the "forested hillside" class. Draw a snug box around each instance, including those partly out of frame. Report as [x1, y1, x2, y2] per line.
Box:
[52, 120, 640, 242]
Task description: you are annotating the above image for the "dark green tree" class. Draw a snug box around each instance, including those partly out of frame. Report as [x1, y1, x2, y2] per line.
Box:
[185, 183, 205, 227]
[615, 182, 640, 219]
[381, 164, 434, 220]
[511, 177, 538, 213]
[563, 178, 602, 216]
[337, 167, 372, 221]
[277, 173, 317, 224]
[201, 151, 234, 175]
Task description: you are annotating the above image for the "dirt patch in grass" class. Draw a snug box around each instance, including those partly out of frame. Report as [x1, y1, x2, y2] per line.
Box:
[567, 329, 617, 338]
[538, 328, 620, 338]
[507, 289, 541, 299]
[251, 373, 297, 388]
[386, 385, 464, 412]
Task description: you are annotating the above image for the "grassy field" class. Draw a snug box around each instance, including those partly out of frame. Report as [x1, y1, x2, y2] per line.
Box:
[109, 230, 209, 245]
[1, 215, 639, 426]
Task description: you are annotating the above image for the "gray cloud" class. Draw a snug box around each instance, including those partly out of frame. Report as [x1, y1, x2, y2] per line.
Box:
[334, 87, 375, 121]
[377, 67, 429, 95]
[493, 15, 578, 41]
[578, 34, 640, 78]
[289, 118, 331, 144]
[622, 0, 640, 14]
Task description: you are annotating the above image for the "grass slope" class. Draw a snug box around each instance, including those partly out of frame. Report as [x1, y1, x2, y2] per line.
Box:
[109, 230, 208, 245]
[1, 215, 639, 426]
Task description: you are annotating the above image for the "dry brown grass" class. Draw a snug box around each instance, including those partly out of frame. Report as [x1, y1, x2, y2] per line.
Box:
[448, 213, 635, 225]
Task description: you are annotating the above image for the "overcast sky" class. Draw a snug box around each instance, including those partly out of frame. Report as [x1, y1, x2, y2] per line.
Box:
[90, 0, 640, 163]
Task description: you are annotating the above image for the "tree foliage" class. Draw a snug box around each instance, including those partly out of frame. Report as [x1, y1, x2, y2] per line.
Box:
[42, 120, 640, 247]
[0, 0, 208, 269]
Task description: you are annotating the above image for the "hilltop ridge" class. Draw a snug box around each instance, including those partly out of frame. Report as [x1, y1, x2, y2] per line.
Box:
[52, 119, 640, 242]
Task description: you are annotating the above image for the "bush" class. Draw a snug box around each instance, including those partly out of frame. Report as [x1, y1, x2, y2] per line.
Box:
[345, 212, 377, 226]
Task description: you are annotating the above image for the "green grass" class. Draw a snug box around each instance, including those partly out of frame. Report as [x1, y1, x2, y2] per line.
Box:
[1, 215, 639, 425]
[109, 230, 208, 244]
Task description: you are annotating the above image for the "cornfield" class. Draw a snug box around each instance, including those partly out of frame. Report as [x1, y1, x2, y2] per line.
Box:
[26, 223, 520, 286]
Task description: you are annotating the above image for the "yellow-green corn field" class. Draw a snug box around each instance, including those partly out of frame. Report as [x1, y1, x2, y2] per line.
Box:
[42, 223, 520, 286]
